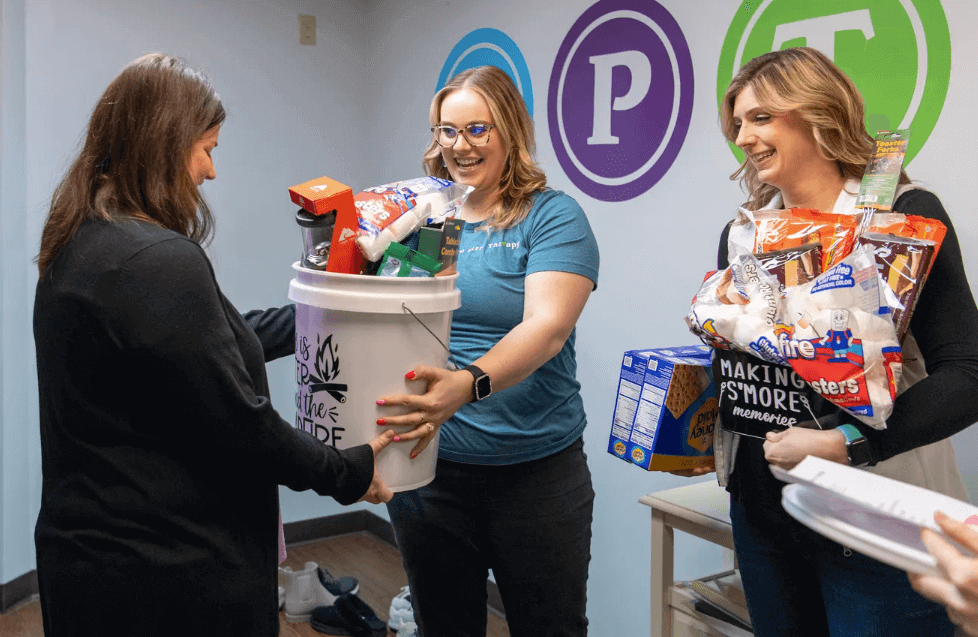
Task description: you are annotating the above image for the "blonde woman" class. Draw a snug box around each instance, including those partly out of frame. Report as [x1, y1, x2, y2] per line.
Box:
[379, 66, 600, 637]
[711, 47, 978, 636]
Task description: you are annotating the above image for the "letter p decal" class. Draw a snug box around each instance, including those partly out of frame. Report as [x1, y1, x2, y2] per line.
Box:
[588, 51, 652, 145]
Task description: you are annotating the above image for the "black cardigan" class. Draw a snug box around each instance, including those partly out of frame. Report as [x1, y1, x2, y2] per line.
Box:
[33, 217, 373, 636]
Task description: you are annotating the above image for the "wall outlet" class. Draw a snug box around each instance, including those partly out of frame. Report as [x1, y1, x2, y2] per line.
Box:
[299, 14, 316, 46]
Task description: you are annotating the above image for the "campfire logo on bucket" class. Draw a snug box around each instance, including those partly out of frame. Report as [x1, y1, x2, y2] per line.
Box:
[295, 332, 347, 445]
[437, 28, 534, 116]
[717, 0, 951, 164]
[548, 0, 694, 202]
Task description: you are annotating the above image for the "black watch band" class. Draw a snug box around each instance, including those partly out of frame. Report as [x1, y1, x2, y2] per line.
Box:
[463, 364, 492, 402]
[838, 424, 873, 468]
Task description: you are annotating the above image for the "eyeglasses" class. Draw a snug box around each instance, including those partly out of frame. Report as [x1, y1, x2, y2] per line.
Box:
[431, 123, 496, 148]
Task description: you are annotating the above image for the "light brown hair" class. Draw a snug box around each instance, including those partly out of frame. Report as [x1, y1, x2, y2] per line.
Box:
[422, 66, 546, 232]
[720, 47, 909, 210]
[37, 53, 225, 274]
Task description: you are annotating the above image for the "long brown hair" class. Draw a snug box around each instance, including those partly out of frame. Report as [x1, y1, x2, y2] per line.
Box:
[720, 47, 909, 210]
[422, 66, 546, 232]
[37, 53, 225, 274]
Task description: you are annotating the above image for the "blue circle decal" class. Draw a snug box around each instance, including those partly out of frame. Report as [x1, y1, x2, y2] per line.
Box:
[436, 28, 533, 116]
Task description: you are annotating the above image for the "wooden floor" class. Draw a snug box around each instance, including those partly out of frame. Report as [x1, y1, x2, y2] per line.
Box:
[0, 532, 510, 637]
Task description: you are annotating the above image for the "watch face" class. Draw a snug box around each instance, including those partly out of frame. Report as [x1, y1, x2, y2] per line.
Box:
[848, 440, 873, 467]
[475, 374, 492, 400]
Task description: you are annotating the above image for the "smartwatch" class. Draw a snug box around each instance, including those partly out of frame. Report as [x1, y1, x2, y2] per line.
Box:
[463, 364, 492, 402]
[837, 423, 873, 468]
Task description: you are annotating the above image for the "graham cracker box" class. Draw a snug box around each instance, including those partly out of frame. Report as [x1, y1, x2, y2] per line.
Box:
[608, 345, 718, 471]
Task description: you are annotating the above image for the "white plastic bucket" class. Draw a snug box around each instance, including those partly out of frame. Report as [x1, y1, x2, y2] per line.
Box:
[288, 262, 461, 492]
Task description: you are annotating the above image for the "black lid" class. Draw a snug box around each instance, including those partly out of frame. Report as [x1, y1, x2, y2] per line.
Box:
[295, 208, 334, 227]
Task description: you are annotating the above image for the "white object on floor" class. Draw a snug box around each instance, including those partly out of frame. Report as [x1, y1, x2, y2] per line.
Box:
[279, 561, 338, 623]
[388, 585, 415, 631]
[398, 620, 419, 637]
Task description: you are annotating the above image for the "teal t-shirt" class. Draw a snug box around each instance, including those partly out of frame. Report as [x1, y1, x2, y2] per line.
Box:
[439, 189, 600, 464]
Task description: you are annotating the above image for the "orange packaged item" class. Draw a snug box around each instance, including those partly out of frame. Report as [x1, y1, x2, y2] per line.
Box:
[752, 208, 859, 271]
[288, 176, 362, 275]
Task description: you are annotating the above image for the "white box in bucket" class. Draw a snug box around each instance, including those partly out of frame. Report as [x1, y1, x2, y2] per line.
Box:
[289, 263, 461, 492]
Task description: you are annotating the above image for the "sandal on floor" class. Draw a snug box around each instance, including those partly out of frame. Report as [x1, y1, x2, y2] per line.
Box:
[309, 594, 386, 637]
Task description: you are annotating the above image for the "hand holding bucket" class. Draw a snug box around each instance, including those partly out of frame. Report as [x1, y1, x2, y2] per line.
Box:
[376, 364, 474, 459]
[358, 429, 397, 504]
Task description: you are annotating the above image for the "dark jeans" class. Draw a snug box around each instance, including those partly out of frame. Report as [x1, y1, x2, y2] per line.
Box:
[730, 495, 954, 637]
[387, 437, 594, 637]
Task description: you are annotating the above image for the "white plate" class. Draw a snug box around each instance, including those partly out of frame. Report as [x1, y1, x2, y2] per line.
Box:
[782, 483, 940, 576]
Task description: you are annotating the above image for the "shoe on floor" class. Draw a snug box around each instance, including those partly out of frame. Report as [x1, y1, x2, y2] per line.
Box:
[280, 561, 339, 623]
[309, 594, 386, 637]
[318, 566, 360, 596]
[388, 585, 414, 631]
[398, 621, 419, 637]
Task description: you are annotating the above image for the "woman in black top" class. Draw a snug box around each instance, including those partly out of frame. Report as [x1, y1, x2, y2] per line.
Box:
[710, 47, 978, 637]
[33, 53, 395, 637]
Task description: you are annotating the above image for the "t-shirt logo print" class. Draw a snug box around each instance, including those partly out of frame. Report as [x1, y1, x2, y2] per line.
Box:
[717, 0, 951, 165]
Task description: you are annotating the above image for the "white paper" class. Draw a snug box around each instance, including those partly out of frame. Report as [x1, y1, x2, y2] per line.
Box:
[773, 456, 978, 534]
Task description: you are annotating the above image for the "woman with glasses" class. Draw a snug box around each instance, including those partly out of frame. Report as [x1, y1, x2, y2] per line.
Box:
[378, 65, 599, 637]
[705, 47, 978, 636]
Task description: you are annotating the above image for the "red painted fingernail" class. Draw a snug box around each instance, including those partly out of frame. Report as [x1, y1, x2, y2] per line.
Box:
[405, 371, 416, 380]
[376, 418, 386, 425]
[410, 451, 419, 459]
[376, 399, 385, 405]
[393, 435, 401, 442]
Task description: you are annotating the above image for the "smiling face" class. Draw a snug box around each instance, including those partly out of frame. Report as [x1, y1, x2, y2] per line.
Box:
[437, 88, 506, 206]
[731, 85, 832, 194]
[187, 125, 220, 186]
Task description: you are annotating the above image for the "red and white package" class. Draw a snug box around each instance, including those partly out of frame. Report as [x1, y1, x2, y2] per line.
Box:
[778, 246, 901, 429]
[354, 177, 472, 261]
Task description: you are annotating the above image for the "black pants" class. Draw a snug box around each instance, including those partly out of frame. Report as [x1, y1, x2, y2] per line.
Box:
[387, 437, 594, 637]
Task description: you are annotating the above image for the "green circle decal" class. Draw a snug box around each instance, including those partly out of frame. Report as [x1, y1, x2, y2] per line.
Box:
[717, 0, 950, 165]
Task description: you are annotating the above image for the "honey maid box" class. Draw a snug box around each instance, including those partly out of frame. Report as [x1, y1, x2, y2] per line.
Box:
[608, 345, 718, 471]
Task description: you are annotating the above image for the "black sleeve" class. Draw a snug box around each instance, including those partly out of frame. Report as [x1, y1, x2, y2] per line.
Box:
[852, 190, 978, 461]
[242, 305, 296, 362]
[718, 221, 733, 270]
[105, 238, 373, 504]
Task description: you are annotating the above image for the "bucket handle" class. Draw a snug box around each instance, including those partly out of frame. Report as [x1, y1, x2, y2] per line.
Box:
[401, 302, 461, 371]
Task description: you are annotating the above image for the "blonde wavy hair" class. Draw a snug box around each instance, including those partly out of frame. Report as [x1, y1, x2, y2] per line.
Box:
[720, 47, 908, 211]
[422, 66, 546, 232]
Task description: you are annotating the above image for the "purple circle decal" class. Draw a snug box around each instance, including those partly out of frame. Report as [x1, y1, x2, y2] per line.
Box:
[548, 0, 694, 202]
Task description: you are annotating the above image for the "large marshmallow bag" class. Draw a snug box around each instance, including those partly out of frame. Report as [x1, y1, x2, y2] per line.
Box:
[780, 246, 901, 428]
[688, 247, 901, 429]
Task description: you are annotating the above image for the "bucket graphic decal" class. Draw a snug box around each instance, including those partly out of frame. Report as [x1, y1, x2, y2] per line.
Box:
[296, 332, 346, 445]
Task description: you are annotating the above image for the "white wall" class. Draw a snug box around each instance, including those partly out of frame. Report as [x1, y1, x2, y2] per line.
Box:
[3, 1, 978, 636]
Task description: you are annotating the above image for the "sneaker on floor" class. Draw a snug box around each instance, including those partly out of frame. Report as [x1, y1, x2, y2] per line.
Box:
[318, 566, 360, 596]
[399, 621, 419, 637]
[388, 585, 414, 632]
[279, 561, 338, 623]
